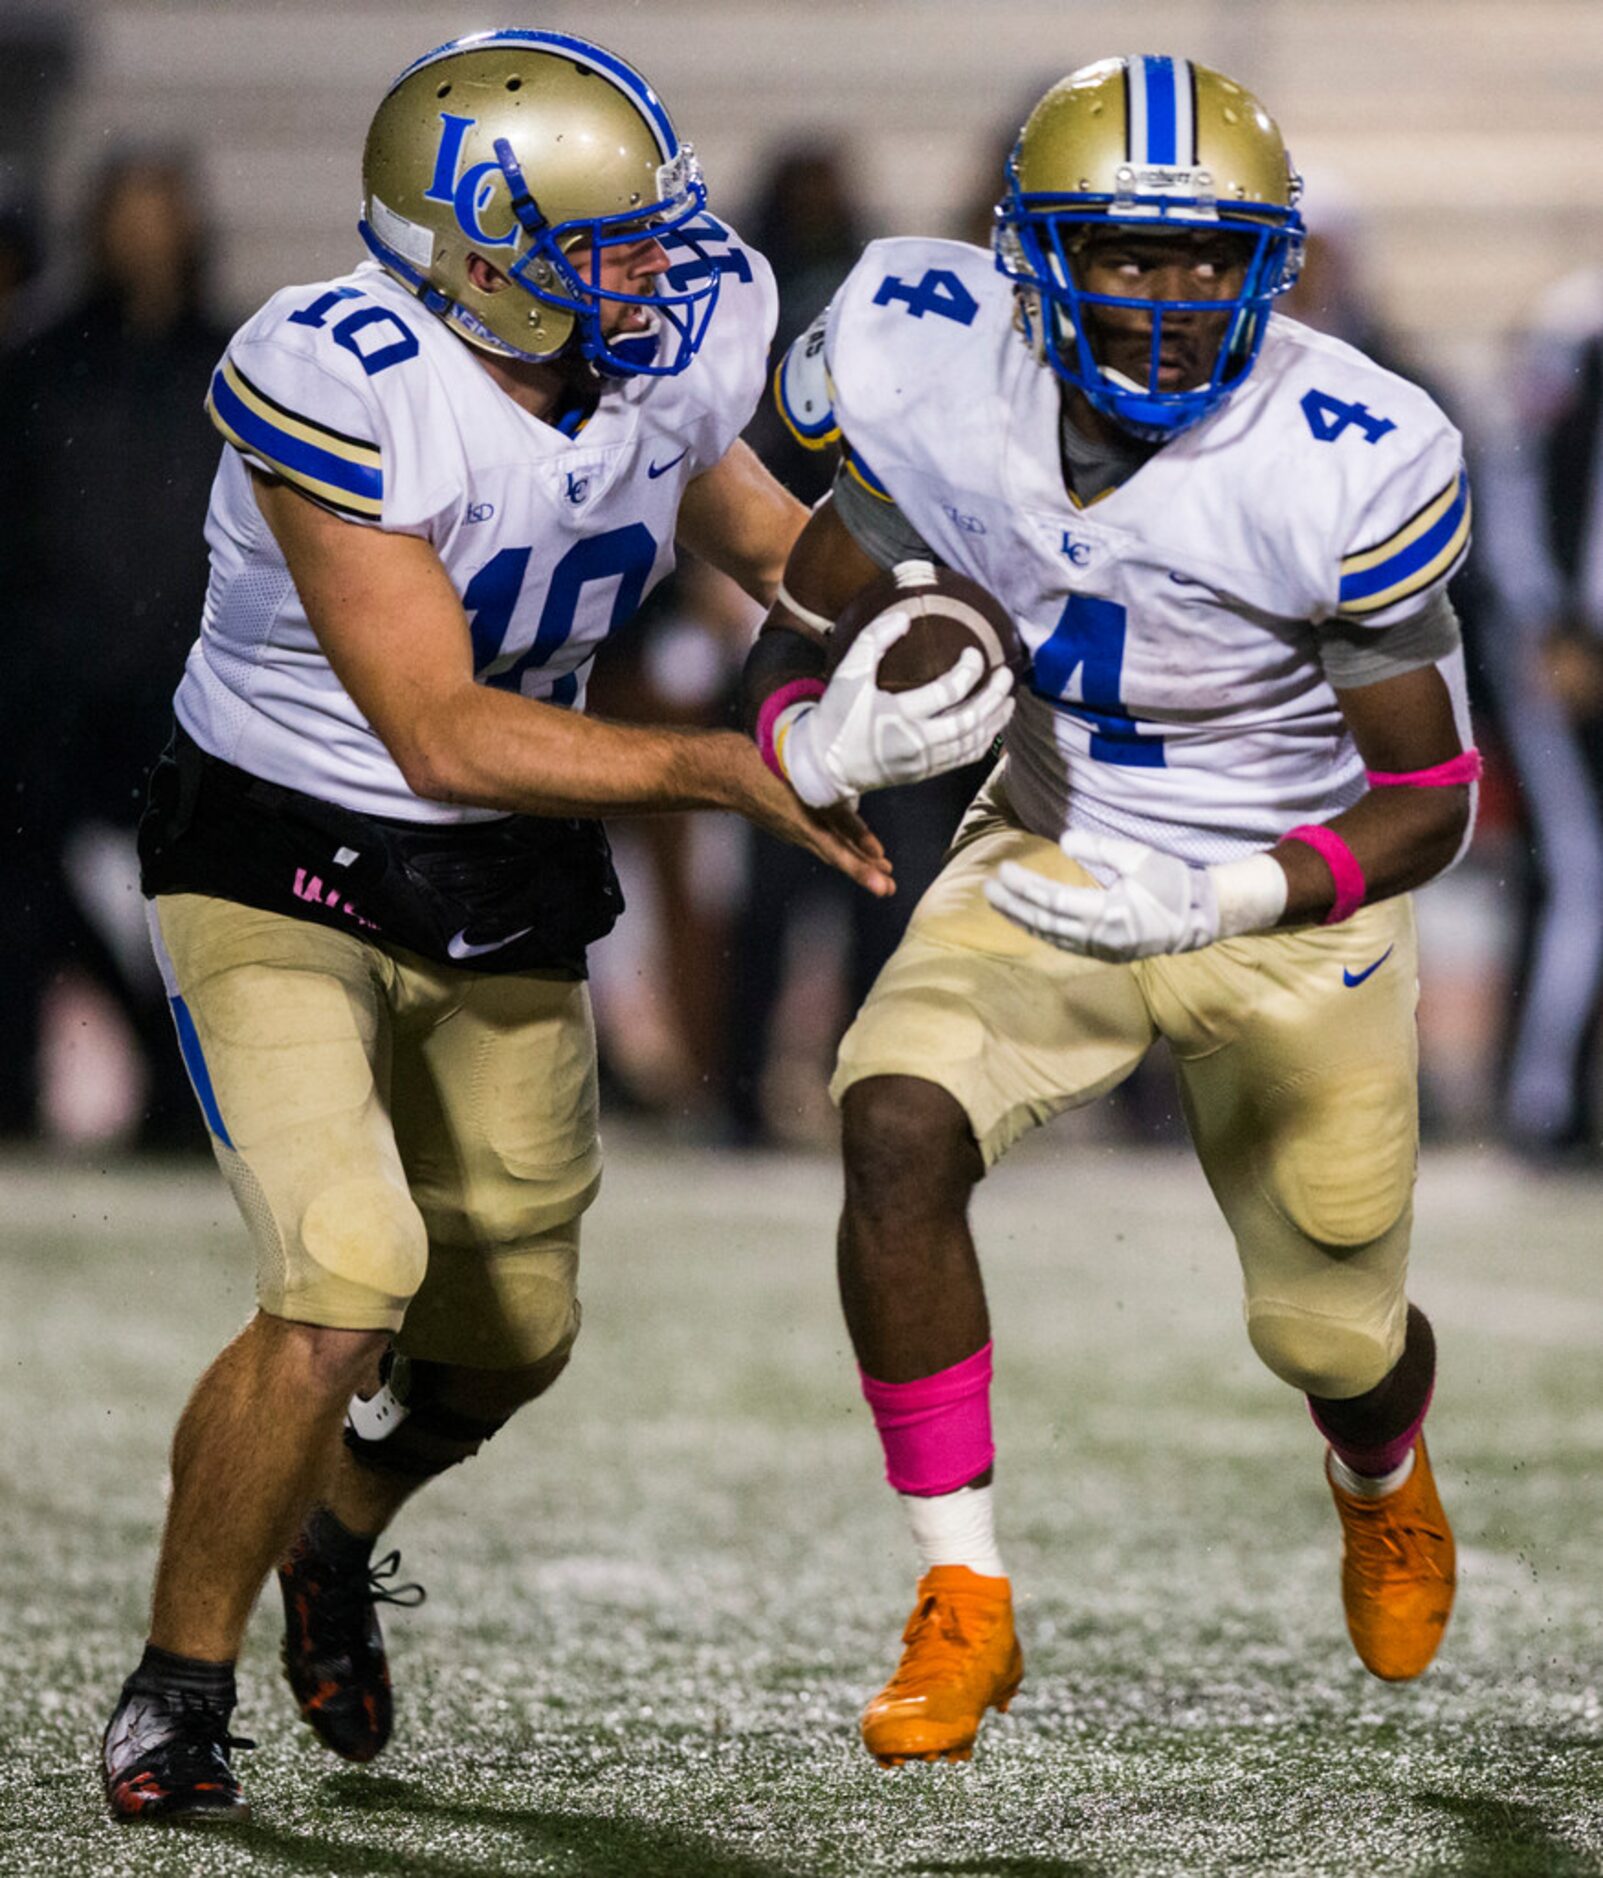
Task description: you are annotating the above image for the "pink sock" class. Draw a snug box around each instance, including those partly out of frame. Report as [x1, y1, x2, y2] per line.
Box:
[1310, 1383, 1433, 1478]
[859, 1343, 994, 1497]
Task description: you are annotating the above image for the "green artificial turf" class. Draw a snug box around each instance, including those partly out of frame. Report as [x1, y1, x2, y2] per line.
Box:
[2, 1137, 1599, 1876]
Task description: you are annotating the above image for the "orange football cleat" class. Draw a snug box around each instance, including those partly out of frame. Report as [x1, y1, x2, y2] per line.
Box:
[861, 1565, 1024, 1765]
[1328, 1434, 1456, 1681]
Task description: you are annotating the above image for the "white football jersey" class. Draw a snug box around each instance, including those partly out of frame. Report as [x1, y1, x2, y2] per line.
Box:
[179, 231, 775, 823]
[781, 238, 1470, 863]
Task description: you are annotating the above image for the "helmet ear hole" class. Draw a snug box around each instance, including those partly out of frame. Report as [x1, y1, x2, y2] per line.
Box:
[464, 253, 508, 293]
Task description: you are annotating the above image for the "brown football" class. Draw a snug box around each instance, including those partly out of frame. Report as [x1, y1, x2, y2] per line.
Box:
[828, 561, 1029, 696]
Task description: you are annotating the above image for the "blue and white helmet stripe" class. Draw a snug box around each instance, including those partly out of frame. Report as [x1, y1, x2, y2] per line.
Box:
[387, 28, 679, 159]
[1125, 55, 1197, 168]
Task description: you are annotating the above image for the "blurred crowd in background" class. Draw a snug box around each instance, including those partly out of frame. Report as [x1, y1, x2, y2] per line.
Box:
[4, 60, 1603, 1169]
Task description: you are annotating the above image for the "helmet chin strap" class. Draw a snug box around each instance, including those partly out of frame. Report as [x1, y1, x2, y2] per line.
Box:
[492, 138, 551, 240]
[359, 217, 565, 366]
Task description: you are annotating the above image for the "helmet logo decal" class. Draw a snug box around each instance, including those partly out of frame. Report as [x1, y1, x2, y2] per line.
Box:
[425, 113, 519, 249]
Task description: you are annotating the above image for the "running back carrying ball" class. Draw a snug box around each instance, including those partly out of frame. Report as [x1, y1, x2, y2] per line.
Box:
[759, 559, 1020, 810]
[830, 561, 1029, 696]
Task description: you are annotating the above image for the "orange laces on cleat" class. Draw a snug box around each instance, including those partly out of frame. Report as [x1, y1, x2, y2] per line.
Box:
[1339, 1497, 1452, 1584]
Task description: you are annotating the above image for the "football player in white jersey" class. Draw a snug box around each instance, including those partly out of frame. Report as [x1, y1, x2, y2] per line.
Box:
[744, 57, 1475, 1764]
[99, 28, 951, 1825]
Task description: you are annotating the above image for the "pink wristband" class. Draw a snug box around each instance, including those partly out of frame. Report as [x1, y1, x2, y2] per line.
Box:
[1283, 823, 1367, 925]
[1364, 749, 1483, 788]
[755, 677, 826, 779]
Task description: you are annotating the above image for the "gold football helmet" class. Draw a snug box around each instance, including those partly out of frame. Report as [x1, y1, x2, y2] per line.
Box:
[994, 55, 1304, 437]
[360, 29, 720, 376]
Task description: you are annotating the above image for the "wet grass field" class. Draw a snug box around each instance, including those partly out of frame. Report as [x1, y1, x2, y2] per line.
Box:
[2, 1137, 1600, 1876]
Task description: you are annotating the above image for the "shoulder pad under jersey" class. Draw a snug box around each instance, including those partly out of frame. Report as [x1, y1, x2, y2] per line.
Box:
[773, 299, 891, 501]
[774, 298, 897, 502]
[774, 304, 839, 450]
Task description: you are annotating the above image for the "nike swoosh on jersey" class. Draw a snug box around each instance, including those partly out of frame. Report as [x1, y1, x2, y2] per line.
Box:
[647, 449, 688, 479]
[447, 925, 535, 961]
[1343, 945, 1394, 987]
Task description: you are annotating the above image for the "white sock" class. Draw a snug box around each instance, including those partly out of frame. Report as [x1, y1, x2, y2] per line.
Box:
[899, 1484, 1006, 1579]
[1329, 1446, 1415, 1500]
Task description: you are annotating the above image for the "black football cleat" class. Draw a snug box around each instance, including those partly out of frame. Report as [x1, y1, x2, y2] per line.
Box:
[278, 1535, 424, 1762]
[102, 1683, 253, 1824]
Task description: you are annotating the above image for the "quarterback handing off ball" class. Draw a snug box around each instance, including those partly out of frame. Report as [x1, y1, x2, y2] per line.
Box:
[830, 561, 1030, 696]
[763, 559, 1021, 806]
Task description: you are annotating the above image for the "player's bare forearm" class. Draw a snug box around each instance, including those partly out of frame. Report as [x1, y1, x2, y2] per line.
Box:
[1270, 785, 1470, 920]
[674, 440, 808, 606]
[1269, 662, 1472, 923]
[382, 635, 892, 888]
[251, 472, 891, 892]
[412, 684, 766, 813]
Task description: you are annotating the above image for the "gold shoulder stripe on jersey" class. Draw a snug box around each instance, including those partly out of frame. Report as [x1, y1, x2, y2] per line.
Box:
[1341, 471, 1464, 578]
[206, 357, 384, 520]
[1338, 468, 1470, 617]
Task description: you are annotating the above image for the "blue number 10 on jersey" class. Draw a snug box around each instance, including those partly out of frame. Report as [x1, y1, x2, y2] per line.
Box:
[463, 525, 658, 705]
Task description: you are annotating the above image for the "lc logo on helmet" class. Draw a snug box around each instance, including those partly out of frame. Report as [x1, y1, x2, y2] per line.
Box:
[424, 114, 519, 249]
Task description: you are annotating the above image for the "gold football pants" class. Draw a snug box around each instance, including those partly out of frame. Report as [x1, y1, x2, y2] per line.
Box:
[832, 782, 1420, 1399]
[149, 892, 600, 1368]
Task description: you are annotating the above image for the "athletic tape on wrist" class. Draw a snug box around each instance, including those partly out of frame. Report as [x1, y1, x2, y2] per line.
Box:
[755, 677, 826, 780]
[1283, 823, 1367, 925]
[1364, 749, 1483, 788]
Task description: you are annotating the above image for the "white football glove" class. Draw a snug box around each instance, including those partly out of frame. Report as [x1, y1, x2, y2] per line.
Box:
[984, 830, 1288, 963]
[775, 609, 1016, 809]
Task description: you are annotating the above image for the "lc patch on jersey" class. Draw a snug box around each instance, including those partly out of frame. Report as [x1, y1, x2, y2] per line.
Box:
[206, 355, 384, 521]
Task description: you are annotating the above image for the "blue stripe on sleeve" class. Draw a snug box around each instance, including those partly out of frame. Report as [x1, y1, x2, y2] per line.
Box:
[210, 368, 383, 506]
[1338, 473, 1470, 605]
